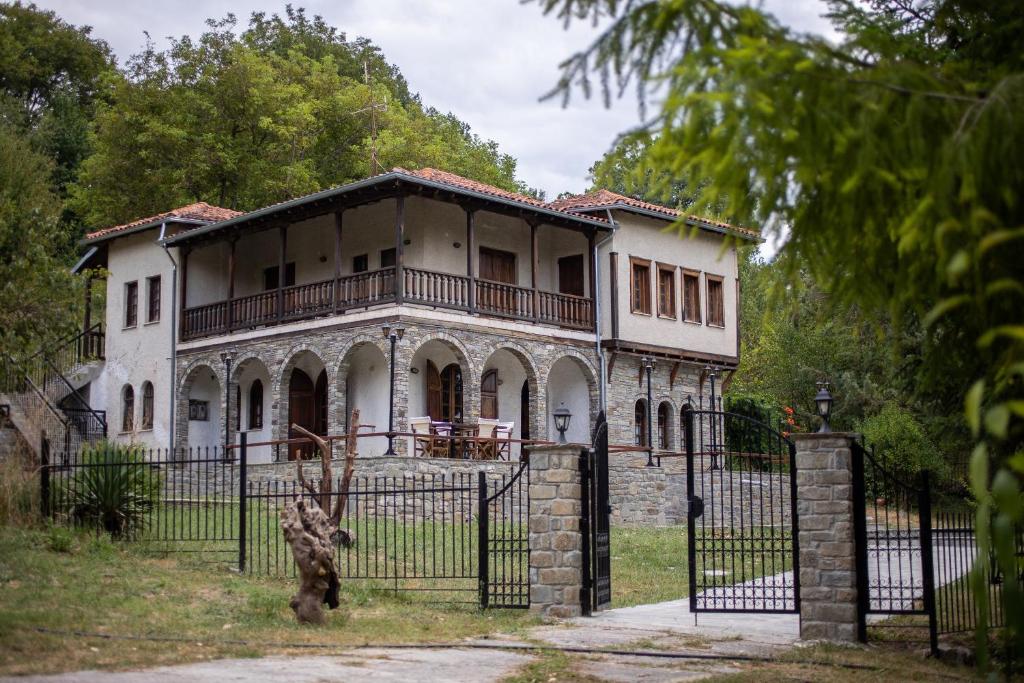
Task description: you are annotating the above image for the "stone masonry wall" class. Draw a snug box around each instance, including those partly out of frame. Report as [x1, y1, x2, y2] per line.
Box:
[792, 432, 860, 642]
[528, 444, 583, 618]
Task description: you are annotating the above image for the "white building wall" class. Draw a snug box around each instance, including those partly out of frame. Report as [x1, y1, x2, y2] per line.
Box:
[99, 228, 175, 449]
[605, 210, 739, 359]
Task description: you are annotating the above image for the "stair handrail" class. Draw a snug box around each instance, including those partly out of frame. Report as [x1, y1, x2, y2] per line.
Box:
[1, 352, 70, 431]
[41, 354, 107, 436]
[18, 322, 105, 366]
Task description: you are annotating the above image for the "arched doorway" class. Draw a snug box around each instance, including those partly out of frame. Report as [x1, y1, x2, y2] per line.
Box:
[658, 401, 672, 450]
[289, 368, 327, 459]
[546, 355, 595, 443]
[426, 360, 462, 422]
[635, 399, 648, 447]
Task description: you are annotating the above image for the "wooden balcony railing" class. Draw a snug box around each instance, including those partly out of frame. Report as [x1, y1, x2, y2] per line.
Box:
[181, 266, 594, 341]
[405, 268, 470, 309]
[538, 290, 593, 330]
[337, 267, 396, 309]
[283, 278, 334, 319]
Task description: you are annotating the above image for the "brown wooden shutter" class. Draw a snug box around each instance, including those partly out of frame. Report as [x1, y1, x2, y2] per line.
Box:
[558, 254, 585, 296]
[426, 360, 442, 420]
[481, 369, 498, 419]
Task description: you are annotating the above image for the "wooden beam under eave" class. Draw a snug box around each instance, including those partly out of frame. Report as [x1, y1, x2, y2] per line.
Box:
[669, 361, 681, 390]
[606, 352, 617, 385]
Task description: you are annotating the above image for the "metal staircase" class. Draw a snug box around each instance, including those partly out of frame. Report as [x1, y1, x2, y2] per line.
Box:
[0, 324, 106, 460]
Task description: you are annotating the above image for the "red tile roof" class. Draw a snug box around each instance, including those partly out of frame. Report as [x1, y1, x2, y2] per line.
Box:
[548, 189, 758, 239]
[400, 167, 549, 208]
[85, 202, 243, 240]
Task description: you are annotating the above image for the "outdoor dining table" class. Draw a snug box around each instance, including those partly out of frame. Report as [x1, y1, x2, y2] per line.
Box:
[442, 422, 497, 460]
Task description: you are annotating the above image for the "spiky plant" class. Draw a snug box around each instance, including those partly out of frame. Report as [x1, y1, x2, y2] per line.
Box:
[68, 441, 161, 537]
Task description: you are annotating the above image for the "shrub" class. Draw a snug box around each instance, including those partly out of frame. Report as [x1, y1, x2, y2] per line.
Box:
[861, 403, 949, 485]
[46, 525, 74, 553]
[67, 441, 161, 538]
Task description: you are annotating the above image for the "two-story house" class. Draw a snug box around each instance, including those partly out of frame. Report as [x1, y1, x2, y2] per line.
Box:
[73, 167, 756, 462]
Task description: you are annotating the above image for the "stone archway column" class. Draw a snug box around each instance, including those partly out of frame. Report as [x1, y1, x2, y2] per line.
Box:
[790, 431, 861, 643]
[390, 341, 413, 456]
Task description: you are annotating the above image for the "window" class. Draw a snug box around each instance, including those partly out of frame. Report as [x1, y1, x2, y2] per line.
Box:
[380, 248, 396, 269]
[634, 400, 648, 446]
[121, 385, 135, 432]
[683, 271, 701, 323]
[352, 254, 369, 273]
[145, 276, 161, 323]
[248, 380, 264, 430]
[263, 262, 295, 290]
[658, 402, 671, 450]
[189, 399, 209, 421]
[630, 257, 651, 315]
[707, 275, 725, 327]
[558, 254, 585, 297]
[479, 247, 517, 284]
[657, 264, 676, 318]
[141, 382, 154, 430]
[124, 281, 138, 327]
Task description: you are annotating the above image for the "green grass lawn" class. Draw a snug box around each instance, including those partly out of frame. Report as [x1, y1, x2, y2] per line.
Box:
[0, 525, 536, 676]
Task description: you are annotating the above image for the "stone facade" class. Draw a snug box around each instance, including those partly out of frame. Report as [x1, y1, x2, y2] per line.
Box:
[527, 444, 583, 618]
[792, 432, 860, 643]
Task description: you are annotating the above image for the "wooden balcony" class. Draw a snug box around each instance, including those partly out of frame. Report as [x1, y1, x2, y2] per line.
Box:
[181, 266, 594, 341]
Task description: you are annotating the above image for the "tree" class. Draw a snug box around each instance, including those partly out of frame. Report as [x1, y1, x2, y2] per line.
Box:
[587, 136, 697, 208]
[0, 123, 80, 355]
[0, 2, 116, 199]
[70, 10, 531, 228]
[535, 0, 1023, 666]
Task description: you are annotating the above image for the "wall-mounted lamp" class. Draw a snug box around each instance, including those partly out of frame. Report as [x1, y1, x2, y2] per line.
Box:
[410, 367, 420, 374]
[453, 242, 462, 249]
[318, 254, 327, 263]
[403, 239, 411, 246]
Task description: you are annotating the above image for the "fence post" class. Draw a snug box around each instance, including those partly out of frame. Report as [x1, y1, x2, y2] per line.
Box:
[478, 470, 489, 609]
[851, 441, 869, 643]
[918, 470, 939, 657]
[579, 448, 592, 617]
[40, 432, 50, 519]
[238, 432, 247, 574]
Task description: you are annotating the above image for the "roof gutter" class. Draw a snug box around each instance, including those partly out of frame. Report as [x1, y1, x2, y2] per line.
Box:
[573, 203, 761, 243]
[594, 209, 618, 413]
[158, 222, 178, 453]
[164, 171, 611, 246]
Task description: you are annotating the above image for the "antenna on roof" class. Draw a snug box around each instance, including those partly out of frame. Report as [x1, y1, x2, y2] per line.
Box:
[357, 60, 388, 175]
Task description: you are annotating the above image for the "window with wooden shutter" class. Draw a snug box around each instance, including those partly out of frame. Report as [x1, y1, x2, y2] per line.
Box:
[707, 275, 725, 327]
[479, 247, 516, 284]
[629, 257, 651, 315]
[141, 382, 154, 429]
[122, 385, 135, 432]
[481, 369, 498, 419]
[657, 264, 676, 318]
[146, 276, 161, 323]
[124, 281, 138, 327]
[249, 379, 263, 430]
[634, 400, 647, 446]
[380, 248, 396, 268]
[682, 271, 701, 323]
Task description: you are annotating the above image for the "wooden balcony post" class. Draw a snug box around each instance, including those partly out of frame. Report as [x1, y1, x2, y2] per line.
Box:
[277, 225, 287, 322]
[82, 272, 93, 333]
[179, 246, 190, 341]
[395, 193, 405, 304]
[333, 210, 343, 313]
[226, 237, 236, 331]
[530, 220, 539, 324]
[466, 208, 476, 314]
[588, 229, 596, 329]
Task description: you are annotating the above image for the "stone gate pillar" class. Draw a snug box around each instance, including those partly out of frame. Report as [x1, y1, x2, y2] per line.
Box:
[791, 432, 861, 643]
[527, 443, 583, 619]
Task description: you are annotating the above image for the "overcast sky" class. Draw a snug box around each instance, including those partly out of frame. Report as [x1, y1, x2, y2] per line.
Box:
[38, 0, 836, 199]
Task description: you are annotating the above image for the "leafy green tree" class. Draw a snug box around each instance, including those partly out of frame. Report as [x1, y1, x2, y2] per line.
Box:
[536, 0, 1024, 665]
[0, 123, 80, 355]
[70, 10, 531, 227]
[0, 2, 116, 198]
[587, 136, 697, 208]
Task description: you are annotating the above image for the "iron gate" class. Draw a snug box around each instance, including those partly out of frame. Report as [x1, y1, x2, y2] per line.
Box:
[581, 411, 612, 615]
[683, 407, 800, 613]
[479, 461, 530, 608]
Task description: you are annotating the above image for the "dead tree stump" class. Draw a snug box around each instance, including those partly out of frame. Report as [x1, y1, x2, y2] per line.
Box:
[280, 411, 359, 624]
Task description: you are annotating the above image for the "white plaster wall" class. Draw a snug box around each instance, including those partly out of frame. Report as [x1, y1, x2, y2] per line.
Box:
[345, 343, 390, 456]
[537, 228, 590, 294]
[188, 370, 221, 447]
[474, 212, 531, 284]
[546, 357, 591, 444]
[607, 210, 739, 358]
[100, 228, 175, 449]
[234, 360, 272, 463]
[187, 241, 229, 307]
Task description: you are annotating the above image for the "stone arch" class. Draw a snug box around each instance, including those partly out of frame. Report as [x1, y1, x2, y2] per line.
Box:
[231, 354, 274, 462]
[480, 342, 542, 449]
[544, 351, 599, 444]
[175, 360, 224, 454]
[408, 331, 477, 425]
[275, 346, 332, 445]
[335, 337, 391, 455]
[656, 397, 677, 451]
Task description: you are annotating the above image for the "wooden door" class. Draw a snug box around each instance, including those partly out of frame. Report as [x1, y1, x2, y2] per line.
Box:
[520, 380, 530, 440]
[479, 247, 516, 284]
[288, 369, 315, 460]
[481, 369, 498, 420]
[558, 254, 585, 297]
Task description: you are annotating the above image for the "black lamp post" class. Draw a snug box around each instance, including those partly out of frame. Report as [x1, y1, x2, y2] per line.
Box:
[642, 356, 655, 467]
[553, 403, 572, 444]
[815, 381, 834, 433]
[219, 349, 235, 456]
[706, 365, 720, 470]
[382, 324, 405, 455]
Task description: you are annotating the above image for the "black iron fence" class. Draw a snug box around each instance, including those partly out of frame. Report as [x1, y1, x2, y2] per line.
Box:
[39, 437, 530, 608]
[853, 440, 1023, 654]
